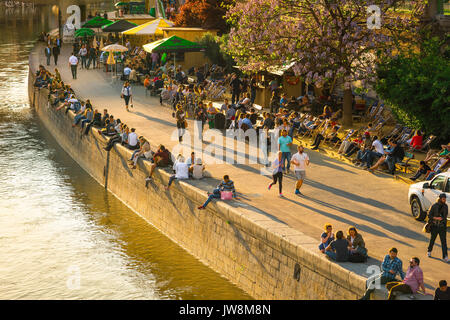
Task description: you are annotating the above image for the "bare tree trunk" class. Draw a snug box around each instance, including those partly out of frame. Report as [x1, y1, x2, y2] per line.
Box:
[342, 88, 353, 127]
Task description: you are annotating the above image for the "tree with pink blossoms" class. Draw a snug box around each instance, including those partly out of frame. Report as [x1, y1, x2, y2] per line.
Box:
[225, 0, 427, 125]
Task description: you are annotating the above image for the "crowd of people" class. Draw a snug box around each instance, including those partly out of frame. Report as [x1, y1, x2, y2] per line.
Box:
[35, 34, 449, 300]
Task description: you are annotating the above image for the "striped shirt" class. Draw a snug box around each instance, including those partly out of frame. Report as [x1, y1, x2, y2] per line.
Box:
[217, 180, 235, 196]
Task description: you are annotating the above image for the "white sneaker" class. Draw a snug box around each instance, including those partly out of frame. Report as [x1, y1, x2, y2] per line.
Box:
[427, 252, 431, 257]
[444, 256, 448, 262]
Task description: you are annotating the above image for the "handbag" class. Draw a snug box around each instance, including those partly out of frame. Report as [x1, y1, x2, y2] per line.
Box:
[422, 222, 431, 233]
[220, 191, 233, 200]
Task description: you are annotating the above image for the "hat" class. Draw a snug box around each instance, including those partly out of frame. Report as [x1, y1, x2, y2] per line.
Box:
[439, 193, 446, 199]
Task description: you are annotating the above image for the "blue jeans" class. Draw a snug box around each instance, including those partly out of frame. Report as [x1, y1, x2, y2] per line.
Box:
[281, 152, 291, 171]
[130, 149, 140, 161]
[363, 151, 382, 168]
[74, 114, 85, 125]
[356, 149, 368, 161]
[325, 251, 337, 260]
[168, 175, 177, 187]
[202, 188, 221, 208]
[386, 156, 400, 174]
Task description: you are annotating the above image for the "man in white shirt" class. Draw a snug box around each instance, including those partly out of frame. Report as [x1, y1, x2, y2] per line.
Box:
[291, 145, 310, 195]
[123, 66, 131, 77]
[165, 155, 189, 190]
[126, 128, 139, 150]
[361, 136, 385, 169]
[68, 53, 79, 79]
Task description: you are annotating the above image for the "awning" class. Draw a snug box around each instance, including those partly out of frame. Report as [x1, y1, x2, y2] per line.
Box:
[122, 18, 174, 36]
[142, 35, 204, 53]
[233, 61, 296, 76]
[267, 61, 296, 76]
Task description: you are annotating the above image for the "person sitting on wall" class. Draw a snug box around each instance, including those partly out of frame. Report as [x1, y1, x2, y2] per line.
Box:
[325, 230, 349, 262]
[319, 224, 335, 254]
[145, 145, 171, 182]
[165, 154, 189, 190]
[197, 175, 237, 210]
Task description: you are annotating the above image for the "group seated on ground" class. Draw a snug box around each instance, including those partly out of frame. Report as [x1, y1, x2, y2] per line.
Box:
[319, 224, 368, 263]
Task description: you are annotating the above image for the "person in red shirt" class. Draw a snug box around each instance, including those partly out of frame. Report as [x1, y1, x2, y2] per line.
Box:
[409, 130, 423, 150]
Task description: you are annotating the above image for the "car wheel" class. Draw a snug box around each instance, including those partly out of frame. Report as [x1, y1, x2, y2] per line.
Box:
[411, 196, 426, 221]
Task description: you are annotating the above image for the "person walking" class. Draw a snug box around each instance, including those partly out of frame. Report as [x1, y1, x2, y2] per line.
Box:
[87, 46, 97, 69]
[121, 81, 132, 112]
[68, 52, 79, 80]
[291, 144, 309, 195]
[175, 105, 186, 143]
[268, 151, 284, 197]
[52, 44, 60, 66]
[278, 129, 293, 174]
[230, 74, 242, 105]
[427, 193, 448, 262]
[44, 44, 52, 66]
[78, 44, 88, 69]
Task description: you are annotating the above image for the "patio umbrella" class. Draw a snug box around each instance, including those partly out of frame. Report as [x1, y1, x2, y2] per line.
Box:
[101, 20, 137, 33]
[142, 36, 204, 53]
[75, 28, 95, 38]
[114, 2, 128, 6]
[102, 43, 129, 52]
[143, 36, 205, 77]
[122, 18, 174, 37]
[82, 16, 113, 29]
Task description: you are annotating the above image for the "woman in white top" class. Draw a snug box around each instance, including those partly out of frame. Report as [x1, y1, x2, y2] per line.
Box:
[191, 158, 205, 180]
[165, 155, 189, 190]
[121, 81, 132, 112]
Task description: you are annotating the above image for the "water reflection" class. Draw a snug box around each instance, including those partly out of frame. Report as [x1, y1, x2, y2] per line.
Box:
[0, 3, 250, 300]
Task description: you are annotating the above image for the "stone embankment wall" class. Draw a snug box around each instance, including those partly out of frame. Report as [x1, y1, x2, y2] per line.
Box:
[28, 65, 367, 300]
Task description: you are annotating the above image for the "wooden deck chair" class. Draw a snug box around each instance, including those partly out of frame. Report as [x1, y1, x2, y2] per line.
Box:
[364, 101, 379, 121]
[332, 128, 355, 149]
[397, 128, 414, 144]
[324, 125, 342, 146]
[381, 124, 403, 140]
[373, 103, 385, 122]
[425, 157, 450, 180]
[301, 117, 324, 138]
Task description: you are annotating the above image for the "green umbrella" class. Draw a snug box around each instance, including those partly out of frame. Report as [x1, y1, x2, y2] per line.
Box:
[114, 2, 128, 6]
[82, 16, 113, 28]
[75, 28, 95, 37]
[142, 36, 205, 53]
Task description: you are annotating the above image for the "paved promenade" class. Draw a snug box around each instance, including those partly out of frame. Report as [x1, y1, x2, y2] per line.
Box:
[32, 43, 448, 294]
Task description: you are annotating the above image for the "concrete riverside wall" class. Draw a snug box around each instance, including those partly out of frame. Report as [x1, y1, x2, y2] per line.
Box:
[28, 69, 368, 300]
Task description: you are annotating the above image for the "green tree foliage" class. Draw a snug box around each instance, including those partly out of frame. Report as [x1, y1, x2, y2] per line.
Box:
[198, 33, 236, 73]
[375, 37, 450, 142]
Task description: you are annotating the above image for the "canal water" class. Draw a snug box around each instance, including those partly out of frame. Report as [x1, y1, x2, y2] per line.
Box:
[0, 3, 250, 300]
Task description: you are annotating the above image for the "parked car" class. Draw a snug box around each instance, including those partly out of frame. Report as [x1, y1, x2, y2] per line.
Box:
[408, 172, 450, 226]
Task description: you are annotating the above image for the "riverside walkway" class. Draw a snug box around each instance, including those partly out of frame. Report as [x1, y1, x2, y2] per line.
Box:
[31, 42, 448, 296]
